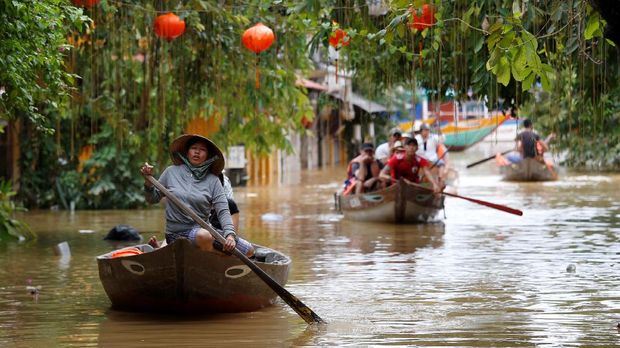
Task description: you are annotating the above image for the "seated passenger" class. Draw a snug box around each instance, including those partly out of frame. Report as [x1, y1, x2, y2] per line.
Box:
[375, 127, 402, 165]
[343, 142, 384, 195]
[415, 123, 447, 185]
[379, 138, 441, 193]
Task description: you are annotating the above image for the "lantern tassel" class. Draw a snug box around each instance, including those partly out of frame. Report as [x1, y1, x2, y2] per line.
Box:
[418, 41, 423, 67]
[335, 58, 338, 84]
[255, 55, 260, 90]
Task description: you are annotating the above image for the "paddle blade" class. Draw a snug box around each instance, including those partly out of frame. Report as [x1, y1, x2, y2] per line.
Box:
[442, 191, 523, 216]
[233, 248, 326, 324]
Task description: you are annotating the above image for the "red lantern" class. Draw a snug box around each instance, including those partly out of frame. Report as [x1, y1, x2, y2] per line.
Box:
[328, 28, 351, 84]
[301, 116, 313, 129]
[409, 4, 436, 31]
[409, 4, 435, 66]
[72, 0, 100, 7]
[329, 29, 351, 49]
[154, 13, 186, 41]
[242, 23, 275, 89]
[242, 23, 275, 54]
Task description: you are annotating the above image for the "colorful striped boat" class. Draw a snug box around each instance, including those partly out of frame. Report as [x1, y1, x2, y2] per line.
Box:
[440, 114, 508, 151]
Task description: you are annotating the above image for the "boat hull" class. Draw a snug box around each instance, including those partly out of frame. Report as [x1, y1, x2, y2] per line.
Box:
[97, 239, 291, 313]
[500, 158, 557, 182]
[337, 179, 444, 223]
[441, 114, 507, 151]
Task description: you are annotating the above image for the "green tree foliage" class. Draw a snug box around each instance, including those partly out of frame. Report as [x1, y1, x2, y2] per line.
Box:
[4, 0, 619, 209]
[0, 180, 34, 241]
[0, 0, 87, 127]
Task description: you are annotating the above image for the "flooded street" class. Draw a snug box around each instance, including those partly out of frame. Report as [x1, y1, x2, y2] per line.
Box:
[2, 144, 620, 347]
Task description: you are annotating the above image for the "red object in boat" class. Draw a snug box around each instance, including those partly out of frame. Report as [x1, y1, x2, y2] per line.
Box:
[110, 248, 143, 258]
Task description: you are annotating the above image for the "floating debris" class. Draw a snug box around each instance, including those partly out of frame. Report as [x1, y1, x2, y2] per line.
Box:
[53, 241, 71, 257]
[566, 264, 576, 273]
[26, 279, 41, 302]
[261, 213, 284, 222]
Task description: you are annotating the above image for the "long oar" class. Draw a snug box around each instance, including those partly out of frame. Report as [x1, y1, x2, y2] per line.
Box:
[407, 180, 523, 216]
[466, 149, 513, 169]
[144, 175, 325, 324]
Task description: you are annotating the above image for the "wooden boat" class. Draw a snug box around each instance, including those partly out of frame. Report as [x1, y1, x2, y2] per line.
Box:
[97, 238, 291, 313]
[498, 157, 558, 181]
[441, 114, 508, 151]
[336, 178, 444, 223]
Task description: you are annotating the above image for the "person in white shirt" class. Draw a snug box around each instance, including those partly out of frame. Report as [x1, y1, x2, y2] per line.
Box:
[375, 127, 402, 164]
[415, 123, 447, 185]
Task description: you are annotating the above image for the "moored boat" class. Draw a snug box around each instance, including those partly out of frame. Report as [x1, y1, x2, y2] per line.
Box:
[336, 178, 444, 223]
[497, 156, 558, 181]
[97, 238, 291, 313]
[441, 114, 508, 151]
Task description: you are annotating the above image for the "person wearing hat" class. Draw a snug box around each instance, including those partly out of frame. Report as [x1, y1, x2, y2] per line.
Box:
[140, 134, 254, 257]
[375, 127, 402, 165]
[379, 137, 441, 193]
[343, 142, 384, 195]
[415, 123, 447, 184]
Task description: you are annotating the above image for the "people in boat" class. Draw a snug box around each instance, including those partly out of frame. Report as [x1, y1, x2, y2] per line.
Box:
[343, 142, 385, 195]
[140, 134, 254, 257]
[375, 127, 402, 165]
[379, 138, 441, 193]
[507, 118, 548, 163]
[148, 172, 241, 250]
[415, 123, 447, 185]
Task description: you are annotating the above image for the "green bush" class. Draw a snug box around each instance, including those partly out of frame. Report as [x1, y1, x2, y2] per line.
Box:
[0, 179, 34, 241]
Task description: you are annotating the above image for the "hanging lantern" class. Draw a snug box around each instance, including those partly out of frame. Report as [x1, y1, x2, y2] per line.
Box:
[154, 13, 186, 41]
[408, 4, 436, 31]
[242, 23, 275, 89]
[408, 4, 435, 67]
[72, 0, 100, 7]
[301, 116, 313, 129]
[328, 28, 351, 84]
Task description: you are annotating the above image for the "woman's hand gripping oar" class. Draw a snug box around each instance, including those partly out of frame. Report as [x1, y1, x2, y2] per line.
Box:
[405, 179, 523, 216]
[143, 172, 325, 325]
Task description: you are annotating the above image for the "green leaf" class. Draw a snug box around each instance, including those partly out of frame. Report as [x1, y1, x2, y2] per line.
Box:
[584, 14, 600, 40]
[474, 35, 484, 53]
[522, 72, 535, 91]
[497, 56, 511, 86]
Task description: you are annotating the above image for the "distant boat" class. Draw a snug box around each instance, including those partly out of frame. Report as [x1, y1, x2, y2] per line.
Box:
[97, 239, 291, 313]
[441, 114, 508, 151]
[496, 156, 558, 182]
[336, 179, 444, 223]
[398, 101, 508, 151]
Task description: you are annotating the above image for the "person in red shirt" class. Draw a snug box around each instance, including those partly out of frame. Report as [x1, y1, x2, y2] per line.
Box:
[379, 138, 441, 193]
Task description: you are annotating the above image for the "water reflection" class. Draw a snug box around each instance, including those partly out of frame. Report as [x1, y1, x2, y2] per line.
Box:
[97, 309, 300, 348]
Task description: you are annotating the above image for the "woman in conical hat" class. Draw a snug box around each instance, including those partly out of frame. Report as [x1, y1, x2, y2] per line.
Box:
[140, 134, 254, 256]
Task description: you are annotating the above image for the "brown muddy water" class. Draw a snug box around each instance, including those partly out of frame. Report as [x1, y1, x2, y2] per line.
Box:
[1, 143, 619, 347]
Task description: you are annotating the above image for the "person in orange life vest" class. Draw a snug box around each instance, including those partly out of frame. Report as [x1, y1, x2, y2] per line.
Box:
[379, 138, 441, 193]
[345, 142, 384, 194]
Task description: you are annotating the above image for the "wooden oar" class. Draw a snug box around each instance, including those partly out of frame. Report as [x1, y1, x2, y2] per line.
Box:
[466, 149, 514, 169]
[144, 175, 325, 325]
[406, 180, 523, 216]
